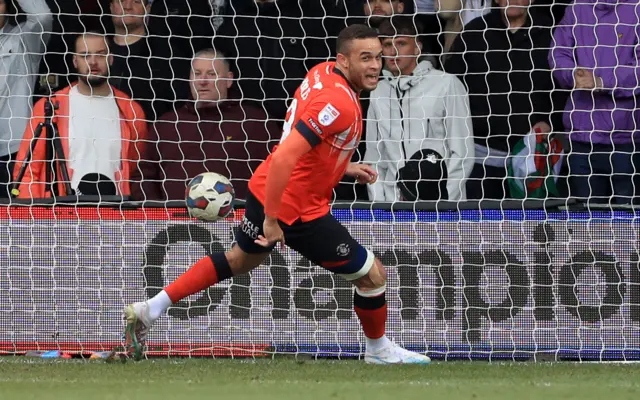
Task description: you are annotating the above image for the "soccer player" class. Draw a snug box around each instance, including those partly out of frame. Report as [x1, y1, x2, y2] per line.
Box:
[124, 24, 431, 365]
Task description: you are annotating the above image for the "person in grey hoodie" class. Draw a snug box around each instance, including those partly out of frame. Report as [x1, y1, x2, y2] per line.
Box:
[365, 16, 474, 201]
[549, 0, 640, 204]
[0, 0, 52, 197]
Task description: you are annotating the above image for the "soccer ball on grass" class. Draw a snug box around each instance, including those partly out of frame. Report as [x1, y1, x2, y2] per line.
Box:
[185, 172, 235, 221]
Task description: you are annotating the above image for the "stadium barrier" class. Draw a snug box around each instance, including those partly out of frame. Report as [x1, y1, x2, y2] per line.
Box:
[0, 200, 638, 361]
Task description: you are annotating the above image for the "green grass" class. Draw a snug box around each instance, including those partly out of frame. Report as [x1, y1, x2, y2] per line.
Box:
[0, 358, 639, 400]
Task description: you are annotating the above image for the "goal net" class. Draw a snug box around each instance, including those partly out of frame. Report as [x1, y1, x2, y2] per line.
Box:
[0, 0, 639, 361]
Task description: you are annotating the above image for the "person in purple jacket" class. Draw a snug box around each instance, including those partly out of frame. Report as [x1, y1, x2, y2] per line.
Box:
[549, 0, 640, 205]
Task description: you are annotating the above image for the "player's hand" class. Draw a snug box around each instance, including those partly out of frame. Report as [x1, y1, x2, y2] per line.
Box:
[255, 216, 285, 248]
[346, 163, 378, 184]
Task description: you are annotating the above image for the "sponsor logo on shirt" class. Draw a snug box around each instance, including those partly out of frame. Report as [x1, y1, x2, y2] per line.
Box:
[318, 103, 340, 127]
[307, 118, 323, 135]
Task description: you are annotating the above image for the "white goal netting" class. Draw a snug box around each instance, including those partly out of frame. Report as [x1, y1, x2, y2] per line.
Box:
[0, 0, 639, 361]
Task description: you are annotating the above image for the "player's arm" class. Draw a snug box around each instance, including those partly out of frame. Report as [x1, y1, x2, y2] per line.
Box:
[263, 128, 313, 220]
[263, 94, 348, 220]
[256, 127, 314, 247]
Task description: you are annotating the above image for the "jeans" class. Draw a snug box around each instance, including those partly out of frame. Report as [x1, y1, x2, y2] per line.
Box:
[568, 141, 639, 204]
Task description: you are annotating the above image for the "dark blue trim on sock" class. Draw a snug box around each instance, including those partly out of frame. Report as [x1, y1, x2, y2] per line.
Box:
[354, 291, 386, 310]
[209, 252, 233, 282]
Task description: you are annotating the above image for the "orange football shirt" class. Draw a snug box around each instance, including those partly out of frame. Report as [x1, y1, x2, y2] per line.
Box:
[249, 62, 363, 225]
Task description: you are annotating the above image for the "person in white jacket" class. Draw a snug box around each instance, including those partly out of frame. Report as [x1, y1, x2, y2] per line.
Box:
[0, 0, 52, 197]
[365, 15, 474, 201]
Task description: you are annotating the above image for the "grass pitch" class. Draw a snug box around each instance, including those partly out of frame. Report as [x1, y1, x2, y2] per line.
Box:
[0, 358, 638, 400]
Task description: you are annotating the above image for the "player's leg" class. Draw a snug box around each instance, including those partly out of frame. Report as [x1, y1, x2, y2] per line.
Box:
[284, 215, 430, 365]
[124, 246, 270, 359]
[352, 257, 429, 364]
[124, 193, 275, 359]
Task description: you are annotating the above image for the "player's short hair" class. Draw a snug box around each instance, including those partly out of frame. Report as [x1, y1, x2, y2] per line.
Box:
[192, 48, 231, 71]
[336, 24, 379, 55]
[378, 16, 423, 39]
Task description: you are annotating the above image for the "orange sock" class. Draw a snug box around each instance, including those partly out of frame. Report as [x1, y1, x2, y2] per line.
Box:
[165, 253, 233, 303]
[354, 290, 387, 339]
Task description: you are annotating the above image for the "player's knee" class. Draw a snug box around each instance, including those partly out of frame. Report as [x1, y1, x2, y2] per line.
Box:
[224, 248, 243, 273]
[368, 258, 387, 289]
[354, 256, 386, 292]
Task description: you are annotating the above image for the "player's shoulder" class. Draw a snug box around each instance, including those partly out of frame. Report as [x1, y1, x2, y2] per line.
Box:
[306, 64, 356, 105]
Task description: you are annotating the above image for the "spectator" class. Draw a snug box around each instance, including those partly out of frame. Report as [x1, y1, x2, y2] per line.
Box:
[108, 0, 189, 122]
[133, 49, 280, 201]
[444, 0, 565, 200]
[32, 0, 105, 97]
[534, 0, 572, 24]
[0, 0, 53, 197]
[413, 1, 443, 69]
[365, 16, 473, 201]
[363, 0, 407, 28]
[415, 0, 435, 12]
[149, 0, 229, 59]
[214, 0, 346, 122]
[12, 32, 147, 199]
[436, 0, 491, 61]
[354, 2, 440, 65]
[339, 1, 424, 201]
[346, 1, 416, 33]
[549, 0, 640, 204]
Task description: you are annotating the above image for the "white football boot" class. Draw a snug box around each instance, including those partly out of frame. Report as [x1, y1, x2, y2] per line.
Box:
[365, 341, 432, 365]
[123, 302, 153, 360]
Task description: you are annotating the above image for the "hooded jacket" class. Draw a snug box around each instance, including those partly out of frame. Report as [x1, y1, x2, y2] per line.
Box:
[365, 61, 475, 201]
[0, 0, 53, 157]
[549, 0, 640, 144]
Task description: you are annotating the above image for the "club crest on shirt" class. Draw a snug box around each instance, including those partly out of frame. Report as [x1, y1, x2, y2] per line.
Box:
[318, 103, 340, 127]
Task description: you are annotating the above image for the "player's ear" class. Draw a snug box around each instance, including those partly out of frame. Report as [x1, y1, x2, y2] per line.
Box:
[416, 41, 423, 55]
[336, 52, 349, 69]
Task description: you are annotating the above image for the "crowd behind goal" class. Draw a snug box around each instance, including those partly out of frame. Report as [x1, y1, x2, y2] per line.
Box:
[0, 0, 636, 205]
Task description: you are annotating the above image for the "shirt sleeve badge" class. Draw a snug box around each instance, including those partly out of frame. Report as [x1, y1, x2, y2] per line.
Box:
[318, 103, 340, 127]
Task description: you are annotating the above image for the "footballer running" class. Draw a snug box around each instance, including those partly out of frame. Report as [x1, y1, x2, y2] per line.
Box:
[124, 24, 431, 365]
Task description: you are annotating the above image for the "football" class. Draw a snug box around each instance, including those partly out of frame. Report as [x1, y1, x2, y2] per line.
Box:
[185, 172, 235, 222]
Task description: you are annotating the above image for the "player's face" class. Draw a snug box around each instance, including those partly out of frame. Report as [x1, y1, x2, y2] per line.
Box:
[111, 0, 150, 30]
[342, 38, 383, 91]
[382, 36, 420, 76]
[190, 57, 234, 105]
[73, 35, 113, 87]
[496, 0, 531, 20]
